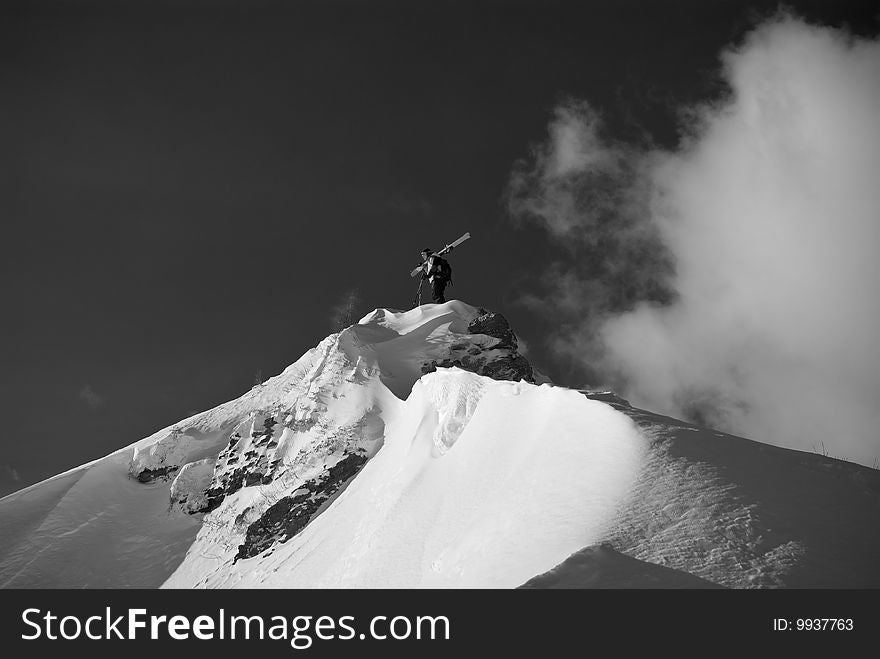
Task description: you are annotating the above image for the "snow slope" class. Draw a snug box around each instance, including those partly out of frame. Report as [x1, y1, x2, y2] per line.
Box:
[0, 301, 552, 588]
[1, 299, 878, 589]
[0, 452, 204, 588]
[164, 369, 645, 588]
[590, 401, 880, 588]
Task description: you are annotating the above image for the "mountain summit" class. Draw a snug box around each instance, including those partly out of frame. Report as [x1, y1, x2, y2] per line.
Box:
[1, 301, 878, 588]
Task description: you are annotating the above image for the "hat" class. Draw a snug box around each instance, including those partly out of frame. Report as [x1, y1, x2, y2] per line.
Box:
[421, 247, 433, 254]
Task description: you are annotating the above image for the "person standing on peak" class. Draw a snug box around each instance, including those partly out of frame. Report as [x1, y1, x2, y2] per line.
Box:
[409, 233, 467, 307]
[419, 247, 452, 304]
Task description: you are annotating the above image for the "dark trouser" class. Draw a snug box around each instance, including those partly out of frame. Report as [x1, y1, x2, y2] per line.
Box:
[431, 277, 447, 303]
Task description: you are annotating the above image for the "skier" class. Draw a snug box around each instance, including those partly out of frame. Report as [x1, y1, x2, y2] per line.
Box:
[418, 247, 452, 304]
[409, 232, 469, 308]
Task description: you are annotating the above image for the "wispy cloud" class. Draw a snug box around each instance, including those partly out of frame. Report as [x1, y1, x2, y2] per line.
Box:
[79, 384, 106, 410]
[507, 99, 676, 381]
[507, 14, 880, 466]
[330, 288, 362, 331]
[2, 465, 20, 482]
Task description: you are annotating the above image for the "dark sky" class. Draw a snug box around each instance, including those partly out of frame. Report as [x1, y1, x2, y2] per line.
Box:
[1, 0, 877, 496]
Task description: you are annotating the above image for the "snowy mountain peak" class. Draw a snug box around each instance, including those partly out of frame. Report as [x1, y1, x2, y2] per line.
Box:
[2, 300, 878, 589]
[0, 301, 551, 587]
[128, 301, 538, 518]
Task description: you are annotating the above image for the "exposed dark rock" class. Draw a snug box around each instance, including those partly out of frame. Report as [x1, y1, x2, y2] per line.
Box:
[481, 353, 534, 383]
[135, 466, 179, 483]
[258, 417, 277, 435]
[422, 353, 534, 383]
[192, 414, 290, 513]
[248, 416, 278, 442]
[234, 452, 368, 562]
[245, 472, 264, 487]
[420, 309, 535, 384]
[468, 309, 518, 350]
[200, 491, 225, 513]
[226, 468, 249, 494]
[198, 465, 252, 512]
[286, 418, 317, 433]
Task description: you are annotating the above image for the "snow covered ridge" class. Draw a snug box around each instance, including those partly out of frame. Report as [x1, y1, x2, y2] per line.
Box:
[125, 302, 541, 557]
[161, 301, 568, 586]
[0, 301, 555, 587]
[2, 300, 879, 588]
[165, 368, 646, 588]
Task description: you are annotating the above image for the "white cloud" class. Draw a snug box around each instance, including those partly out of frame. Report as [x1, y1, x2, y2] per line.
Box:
[508, 100, 634, 242]
[508, 15, 880, 467]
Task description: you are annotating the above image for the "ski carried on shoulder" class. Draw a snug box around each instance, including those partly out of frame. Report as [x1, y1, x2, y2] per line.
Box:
[410, 232, 471, 277]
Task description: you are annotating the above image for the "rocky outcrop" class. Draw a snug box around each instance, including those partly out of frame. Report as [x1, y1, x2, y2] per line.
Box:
[467, 309, 519, 350]
[128, 429, 202, 483]
[196, 415, 285, 512]
[134, 466, 178, 483]
[422, 308, 535, 383]
[234, 452, 368, 561]
[169, 459, 216, 514]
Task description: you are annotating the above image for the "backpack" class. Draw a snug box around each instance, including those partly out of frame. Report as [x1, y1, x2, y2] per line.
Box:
[434, 256, 452, 283]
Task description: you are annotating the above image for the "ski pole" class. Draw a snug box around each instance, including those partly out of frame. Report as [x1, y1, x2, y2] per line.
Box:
[412, 278, 423, 308]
